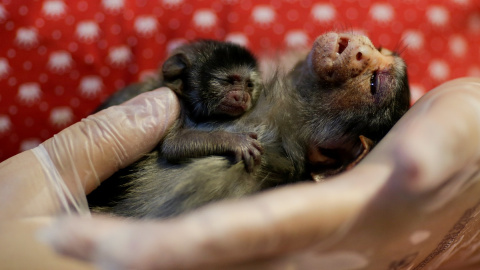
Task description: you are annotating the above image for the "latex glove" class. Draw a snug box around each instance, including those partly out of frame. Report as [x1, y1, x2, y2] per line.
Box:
[36, 78, 480, 270]
[0, 87, 179, 220]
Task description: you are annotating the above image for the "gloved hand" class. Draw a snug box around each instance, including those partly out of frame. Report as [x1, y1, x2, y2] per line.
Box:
[0, 87, 179, 219]
[32, 78, 480, 270]
[4, 79, 480, 270]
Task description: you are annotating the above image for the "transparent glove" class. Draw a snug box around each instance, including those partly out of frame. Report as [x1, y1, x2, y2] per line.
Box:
[0, 87, 179, 220]
[36, 78, 480, 270]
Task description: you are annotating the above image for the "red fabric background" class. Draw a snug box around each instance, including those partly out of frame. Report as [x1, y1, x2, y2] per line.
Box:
[1, 0, 480, 162]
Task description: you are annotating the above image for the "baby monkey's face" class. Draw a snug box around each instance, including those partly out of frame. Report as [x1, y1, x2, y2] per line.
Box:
[205, 65, 261, 118]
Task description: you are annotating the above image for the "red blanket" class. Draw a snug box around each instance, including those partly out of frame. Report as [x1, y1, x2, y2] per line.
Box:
[1, 0, 479, 161]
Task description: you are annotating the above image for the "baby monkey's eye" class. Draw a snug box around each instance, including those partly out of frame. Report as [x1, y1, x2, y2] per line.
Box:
[213, 76, 232, 85]
[246, 81, 254, 88]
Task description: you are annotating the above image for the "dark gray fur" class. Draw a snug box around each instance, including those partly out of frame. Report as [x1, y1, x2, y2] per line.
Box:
[88, 75, 305, 218]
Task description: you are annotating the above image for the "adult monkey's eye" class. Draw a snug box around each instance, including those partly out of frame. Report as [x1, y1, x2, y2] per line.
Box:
[370, 71, 378, 95]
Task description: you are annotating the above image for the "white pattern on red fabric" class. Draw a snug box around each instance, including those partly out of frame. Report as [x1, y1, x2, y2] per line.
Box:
[1, 0, 480, 161]
[426, 6, 449, 27]
[410, 84, 426, 103]
[193, 9, 218, 30]
[0, 4, 9, 22]
[49, 107, 74, 127]
[48, 51, 73, 73]
[134, 16, 158, 37]
[311, 3, 336, 23]
[225, 33, 249, 47]
[162, 0, 184, 9]
[449, 35, 467, 57]
[102, 0, 124, 13]
[0, 115, 11, 133]
[18, 83, 42, 104]
[108, 45, 132, 67]
[166, 38, 187, 54]
[79, 76, 103, 98]
[369, 3, 394, 23]
[285, 30, 309, 48]
[428, 60, 450, 81]
[451, 0, 470, 6]
[401, 30, 425, 51]
[20, 138, 41, 152]
[15, 27, 39, 49]
[76, 21, 101, 43]
[0, 58, 10, 79]
[252, 5, 276, 25]
[42, 0, 67, 19]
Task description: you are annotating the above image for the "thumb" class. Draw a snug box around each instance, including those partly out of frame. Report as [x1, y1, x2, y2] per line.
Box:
[41, 87, 180, 195]
[0, 87, 179, 219]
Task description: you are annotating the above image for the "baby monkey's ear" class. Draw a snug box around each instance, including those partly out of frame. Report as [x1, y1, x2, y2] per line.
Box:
[162, 53, 190, 95]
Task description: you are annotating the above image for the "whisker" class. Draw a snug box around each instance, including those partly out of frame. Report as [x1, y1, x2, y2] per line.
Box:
[393, 37, 409, 56]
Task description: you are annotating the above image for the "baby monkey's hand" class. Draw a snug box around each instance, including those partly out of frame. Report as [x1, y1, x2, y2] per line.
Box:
[231, 132, 263, 173]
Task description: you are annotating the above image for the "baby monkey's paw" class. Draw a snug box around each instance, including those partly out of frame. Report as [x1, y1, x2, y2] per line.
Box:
[232, 132, 264, 173]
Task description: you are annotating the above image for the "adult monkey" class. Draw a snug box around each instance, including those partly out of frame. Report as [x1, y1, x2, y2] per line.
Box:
[89, 32, 410, 219]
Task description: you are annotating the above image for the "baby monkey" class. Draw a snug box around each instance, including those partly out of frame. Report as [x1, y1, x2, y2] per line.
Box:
[159, 40, 263, 172]
[99, 40, 263, 171]
[88, 40, 264, 210]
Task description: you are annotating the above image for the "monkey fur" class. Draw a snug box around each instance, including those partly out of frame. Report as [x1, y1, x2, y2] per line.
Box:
[88, 33, 410, 218]
[88, 40, 265, 213]
[97, 40, 263, 171]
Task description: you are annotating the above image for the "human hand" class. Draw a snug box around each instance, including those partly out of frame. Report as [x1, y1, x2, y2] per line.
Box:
[0, 87, 180, 219]
[36, 78, 480, 270]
